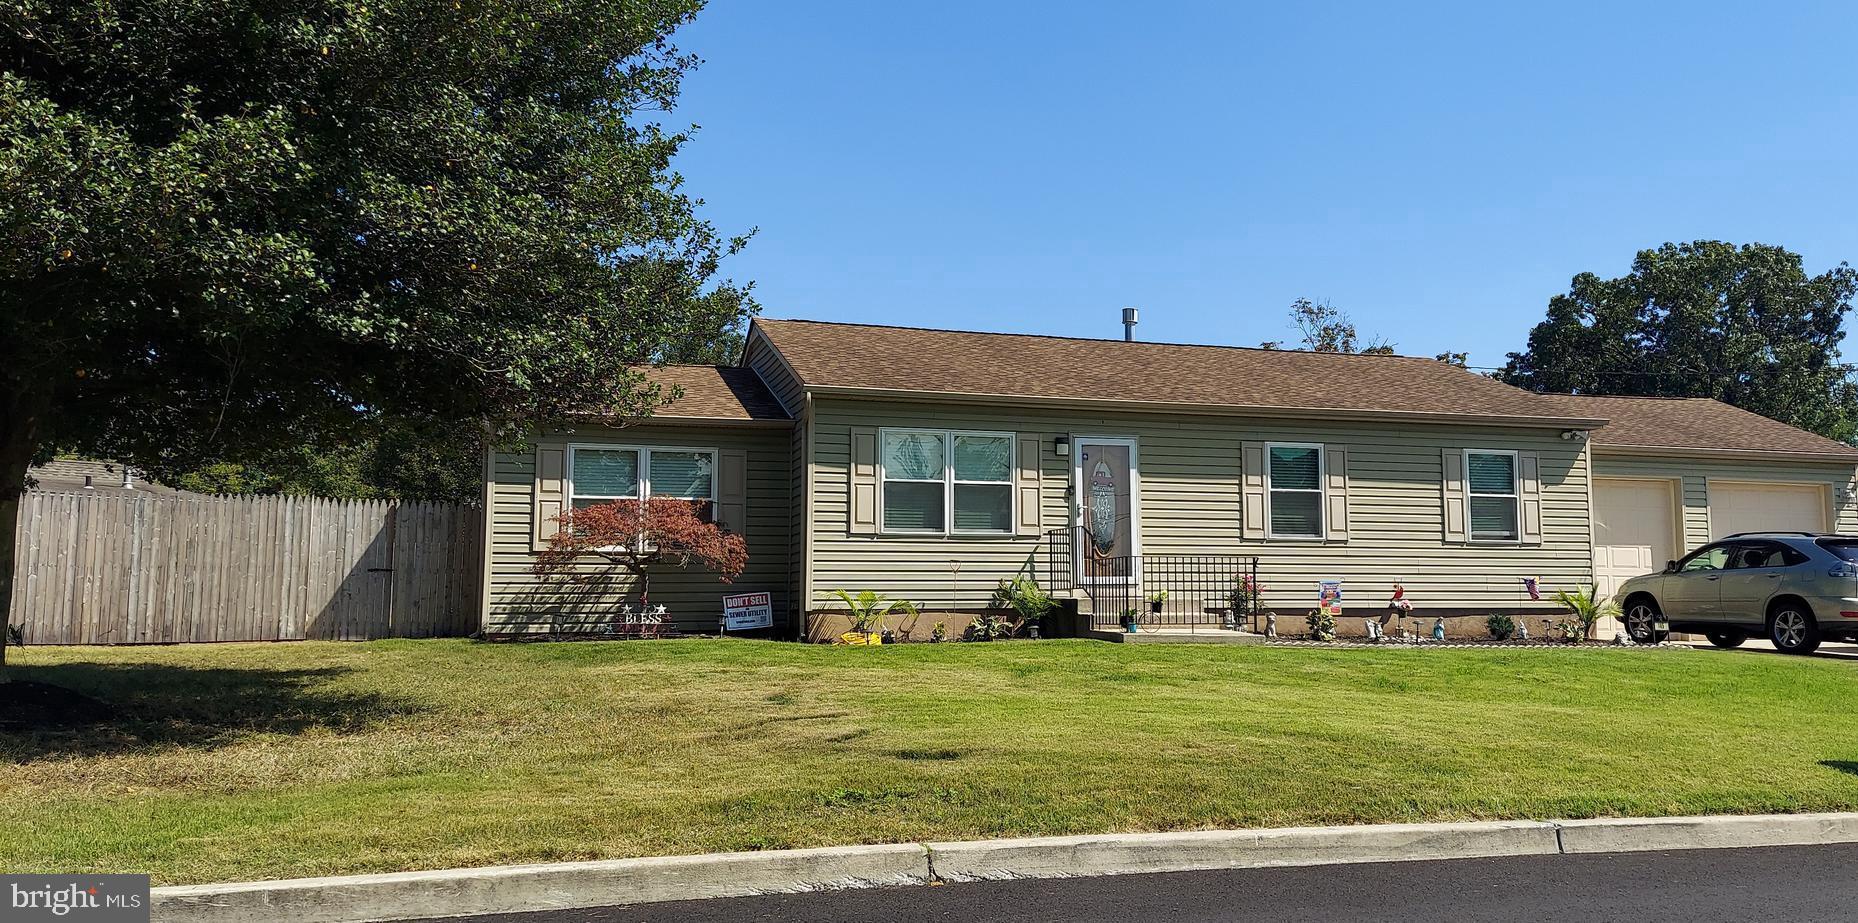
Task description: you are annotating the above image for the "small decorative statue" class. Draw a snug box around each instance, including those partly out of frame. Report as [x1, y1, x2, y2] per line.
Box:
[1364, 618, 1383, 641]
[1265, 611, 1278, 638]
[1432, 616, 1446, 641]
[1387, 580, 1413, 615]
[1518, 620, 1529, 641]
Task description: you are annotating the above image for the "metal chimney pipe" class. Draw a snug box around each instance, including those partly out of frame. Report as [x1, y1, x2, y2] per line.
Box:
[1122, 306, 1139, 342]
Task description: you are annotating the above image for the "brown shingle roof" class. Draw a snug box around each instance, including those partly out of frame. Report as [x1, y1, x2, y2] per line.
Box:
[753, 319, 1602, 425]
[643, 366, 790, 422]
[1547, 394, 1858, 459]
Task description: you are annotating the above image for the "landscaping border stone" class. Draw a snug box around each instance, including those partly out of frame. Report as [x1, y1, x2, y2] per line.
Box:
[150, 813, 1858, 923]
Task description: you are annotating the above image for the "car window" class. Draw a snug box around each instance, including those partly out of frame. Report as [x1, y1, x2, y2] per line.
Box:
[1732, 542, 1800, 569]
[1680, 544, 1733, 573]
[1817, 539, 1858, 562]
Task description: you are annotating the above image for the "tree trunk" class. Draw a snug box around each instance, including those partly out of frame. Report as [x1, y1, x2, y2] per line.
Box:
[0, 384, 47, 677]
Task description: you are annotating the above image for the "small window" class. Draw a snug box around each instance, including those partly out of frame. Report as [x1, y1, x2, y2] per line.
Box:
[880, 429, 1013, 535]
[1465, 450, 1519, 541]
[1266, 444, 1324, 538]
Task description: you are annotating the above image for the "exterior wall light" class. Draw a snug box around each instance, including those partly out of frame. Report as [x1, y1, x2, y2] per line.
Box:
[1053, 435, 1071, 457]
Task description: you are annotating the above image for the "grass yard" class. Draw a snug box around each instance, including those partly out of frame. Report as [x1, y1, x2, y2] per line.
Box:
[5, 638, 1858, 884]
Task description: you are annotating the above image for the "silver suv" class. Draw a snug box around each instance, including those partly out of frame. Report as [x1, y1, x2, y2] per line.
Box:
[1613, 532, 1858, 654]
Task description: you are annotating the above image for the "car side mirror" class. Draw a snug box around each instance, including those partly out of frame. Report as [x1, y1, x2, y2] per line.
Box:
[1663, 560, 1679, 574]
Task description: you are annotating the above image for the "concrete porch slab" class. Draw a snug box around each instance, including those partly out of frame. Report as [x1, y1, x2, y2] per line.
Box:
[1084, 628, 1265, 644]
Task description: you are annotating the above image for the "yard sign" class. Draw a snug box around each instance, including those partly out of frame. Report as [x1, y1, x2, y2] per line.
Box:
[721, 592, 774, 632]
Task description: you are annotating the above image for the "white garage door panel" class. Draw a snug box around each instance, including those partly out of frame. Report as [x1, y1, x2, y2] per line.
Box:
[1593, 479, 1676, 602]
[1709, 482, 1827, 540]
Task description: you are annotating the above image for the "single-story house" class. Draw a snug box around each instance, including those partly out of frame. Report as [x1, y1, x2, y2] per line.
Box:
[479, 318, 1858, 639]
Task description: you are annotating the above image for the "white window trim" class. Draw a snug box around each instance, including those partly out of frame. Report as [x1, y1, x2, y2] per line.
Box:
[1464, 448, 1520, 543]
[876, 427, 1017, 536]
[1264, 442, 1326, 540]
[566, 443, 719, 508]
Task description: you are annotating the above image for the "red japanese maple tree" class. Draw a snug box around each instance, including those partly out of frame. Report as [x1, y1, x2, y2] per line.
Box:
[534, 499, 748, 615]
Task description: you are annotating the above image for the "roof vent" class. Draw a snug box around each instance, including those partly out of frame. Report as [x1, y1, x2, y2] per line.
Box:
[1122, 306, 1139, 342]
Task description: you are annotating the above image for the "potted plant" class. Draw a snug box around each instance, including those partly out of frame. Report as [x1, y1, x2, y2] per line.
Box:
[1120, 608, 1139, 633]
[829, 589, 918, 645]
[1147, 589, 1168, 615]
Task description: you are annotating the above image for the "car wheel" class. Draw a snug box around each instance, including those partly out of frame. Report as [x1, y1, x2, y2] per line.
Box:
[1624, 599, 1664, 644]
[1705, 631, 1746, 649]
[1769, 605, 1821, 655]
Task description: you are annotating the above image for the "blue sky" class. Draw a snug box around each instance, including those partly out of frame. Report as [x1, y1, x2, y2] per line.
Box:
[672, 2, 1858, 369]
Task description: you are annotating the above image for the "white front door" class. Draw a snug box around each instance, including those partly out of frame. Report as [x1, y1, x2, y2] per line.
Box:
[1073, 436, 1140, 583]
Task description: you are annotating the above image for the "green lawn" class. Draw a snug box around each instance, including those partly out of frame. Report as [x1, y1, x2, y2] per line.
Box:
[4, 638, 1858, 884]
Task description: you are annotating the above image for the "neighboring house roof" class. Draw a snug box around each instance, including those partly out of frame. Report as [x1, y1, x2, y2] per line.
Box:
[1547, 394, 1858, 461]
[28, 458, 190, 495]
[645, 365, 791, 422]
[751, 318, 1606, 426]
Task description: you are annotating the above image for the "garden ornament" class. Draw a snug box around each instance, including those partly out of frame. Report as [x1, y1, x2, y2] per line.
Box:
[1432, 617, 1446, 641]
[1517, 620, 1529, 641]
[1265, 611, 1277, 638]
[1387, 580, 1413, 614]
[1364, 619, 1383, 641]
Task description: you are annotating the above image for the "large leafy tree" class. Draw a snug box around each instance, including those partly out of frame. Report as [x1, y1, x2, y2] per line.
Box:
[1500, 242, 1858, 442]
[0, 1, 754, 639]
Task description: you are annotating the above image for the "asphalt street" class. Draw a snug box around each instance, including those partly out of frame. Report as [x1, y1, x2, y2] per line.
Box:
[414, 843, 1858, 922]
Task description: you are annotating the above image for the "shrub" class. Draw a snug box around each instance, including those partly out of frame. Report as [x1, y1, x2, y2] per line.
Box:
[1230, 574, 1266, 613]
[1306, 608, 1337, 642]
[1486, 613, 1516, 641]
[991, 576, 1057, 623]
[966, 612, 1016, 641]
[930, 621, 948, 643]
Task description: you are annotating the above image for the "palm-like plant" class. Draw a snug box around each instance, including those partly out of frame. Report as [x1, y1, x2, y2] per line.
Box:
[830, 589, 918, 633]
[1552, 586, 1620, 640]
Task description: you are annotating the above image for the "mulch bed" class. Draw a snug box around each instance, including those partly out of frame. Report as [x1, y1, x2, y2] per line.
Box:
[0, 680, 113, 730]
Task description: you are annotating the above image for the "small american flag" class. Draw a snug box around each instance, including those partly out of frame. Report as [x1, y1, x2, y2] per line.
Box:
[1523, 577, 1541, 600]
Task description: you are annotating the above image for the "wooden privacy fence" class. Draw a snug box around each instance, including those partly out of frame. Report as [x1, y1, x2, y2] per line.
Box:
[8, 490, 483, 644]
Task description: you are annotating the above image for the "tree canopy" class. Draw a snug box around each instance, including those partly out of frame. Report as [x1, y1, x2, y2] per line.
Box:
[1259, 298, 1396, 355]
[1499, 241, 1858, 442]
[0, 0, 754, 629]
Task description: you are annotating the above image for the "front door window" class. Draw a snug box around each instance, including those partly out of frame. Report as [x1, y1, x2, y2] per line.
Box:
[1076, 439, 1137, 581]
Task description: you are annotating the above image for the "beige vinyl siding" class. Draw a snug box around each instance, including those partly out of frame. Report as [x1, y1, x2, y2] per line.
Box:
[1593, 453, 1858, 550]
[809, 397, 1591, 613]
[484, 422, 794, 635]
[744, 334, 805, 417]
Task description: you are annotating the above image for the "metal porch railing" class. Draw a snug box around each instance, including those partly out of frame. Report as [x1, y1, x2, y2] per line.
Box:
[1039, 527, 1260, 632]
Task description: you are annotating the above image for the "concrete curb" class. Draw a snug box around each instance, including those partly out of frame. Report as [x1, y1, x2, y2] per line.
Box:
[1555, 811, 1858, 854]
[925, 820, 1558, 882]
[151, 813, 1858, 922]
[152, 843, 931, 923]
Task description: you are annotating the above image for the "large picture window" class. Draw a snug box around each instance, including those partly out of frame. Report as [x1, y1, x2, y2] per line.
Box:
[569, 445, 717, 517]
[1465, 449, 1519, 541]
[881, 429, 1013, 534]
[1265, 443, 1325, 538]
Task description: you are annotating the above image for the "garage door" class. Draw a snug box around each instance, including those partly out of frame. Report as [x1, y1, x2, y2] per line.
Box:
[1593, 478, 1677, 601]
[1709, 482, 1827, 540]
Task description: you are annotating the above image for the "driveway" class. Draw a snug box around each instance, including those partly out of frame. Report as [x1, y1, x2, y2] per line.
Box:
[419, 844, 1858, 922]
[1684, 637, 1858, 662]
